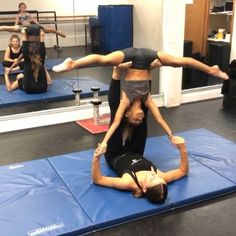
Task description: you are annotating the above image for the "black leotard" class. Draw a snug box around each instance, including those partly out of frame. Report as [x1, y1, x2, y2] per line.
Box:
[108, 152, 157, 177]
[20, 24, 44, 36]
[2, 46, 23, 70]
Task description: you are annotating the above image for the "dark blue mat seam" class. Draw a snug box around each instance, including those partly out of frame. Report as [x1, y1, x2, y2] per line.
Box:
[166, 148, 236, 209]
[46, 158, 96, 232]
[189, 152, 236, 185]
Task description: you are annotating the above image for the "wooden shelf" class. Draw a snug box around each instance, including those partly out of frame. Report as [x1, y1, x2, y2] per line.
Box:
[209, 11, 232, 16]
[207, 38, 230, 43]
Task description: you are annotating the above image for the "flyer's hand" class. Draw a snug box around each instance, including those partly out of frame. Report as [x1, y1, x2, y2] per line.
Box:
[5, 68, 11, 75]
[117, 61, 132, 69]
[94, 143, 107, 156]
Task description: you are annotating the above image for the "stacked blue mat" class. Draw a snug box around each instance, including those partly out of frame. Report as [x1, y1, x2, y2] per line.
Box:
[0, 128, 236, 235]
[0, 77, 109, 107]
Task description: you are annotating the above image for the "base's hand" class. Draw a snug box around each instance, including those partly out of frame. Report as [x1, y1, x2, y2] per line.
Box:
[16, 73, 24, 80]
[172, 136, 186, 149]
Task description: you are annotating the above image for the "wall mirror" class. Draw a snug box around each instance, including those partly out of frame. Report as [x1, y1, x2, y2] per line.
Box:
[183, 0, 234, 90]
[0, 0, 161, 120]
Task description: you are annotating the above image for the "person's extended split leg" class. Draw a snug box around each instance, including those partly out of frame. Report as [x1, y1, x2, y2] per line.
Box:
[0, 25, 21, 33]
[52, 51, 125, 72]
[42, 27, 66, 38]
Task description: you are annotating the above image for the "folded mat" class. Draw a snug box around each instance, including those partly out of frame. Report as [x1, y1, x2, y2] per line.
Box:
[1, 129, 235, 235]
[49, 128, 236, 231]
[0, 159, 94, 236]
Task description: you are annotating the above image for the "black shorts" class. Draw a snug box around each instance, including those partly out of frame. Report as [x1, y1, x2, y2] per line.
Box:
[20, 24, 44, 36]
[2, 61, 24, 70]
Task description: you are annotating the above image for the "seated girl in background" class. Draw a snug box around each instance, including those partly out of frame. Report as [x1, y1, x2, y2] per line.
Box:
[14, 2, 66, 38]
[2, 34, 24, 71]
[4, 26, 51, 93]
[15, 2, 38, 26]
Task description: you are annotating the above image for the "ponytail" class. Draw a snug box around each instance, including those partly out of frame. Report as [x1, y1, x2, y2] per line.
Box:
[30, 54, 42, 82]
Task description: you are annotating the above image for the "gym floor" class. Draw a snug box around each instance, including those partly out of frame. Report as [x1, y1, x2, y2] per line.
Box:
[0, 47, 236, 236]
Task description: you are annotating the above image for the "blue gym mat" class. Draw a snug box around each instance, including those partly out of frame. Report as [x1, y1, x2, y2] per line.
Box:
[49, 151, 171, 230]
[179, 129, 236, 184]
[0, 77, 109, 107]
[0, 159, 94, 236]
[49, 128, 236, 231]
[144, 130, 236, 208]
[0, 128, 235, 235]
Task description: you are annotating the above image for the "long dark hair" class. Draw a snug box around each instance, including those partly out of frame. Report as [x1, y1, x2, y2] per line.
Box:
[28, 42, 42, 82]
[145, 183, 168, 204]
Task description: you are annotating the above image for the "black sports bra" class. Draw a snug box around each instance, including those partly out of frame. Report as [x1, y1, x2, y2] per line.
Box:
[112, 152, 157, 177]
[121, 47, 158, 70]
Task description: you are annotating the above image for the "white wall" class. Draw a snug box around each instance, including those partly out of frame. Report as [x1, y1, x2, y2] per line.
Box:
[0, 0, 74, 16]
[74, 0, 130, 15]
[127, 0, 163, 49]
[159, 0, 188, 107]
[0, 0, 132, 16]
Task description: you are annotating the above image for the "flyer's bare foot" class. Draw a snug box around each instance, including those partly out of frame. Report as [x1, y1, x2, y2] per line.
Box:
[52, 58, 73, 72]
[210, 65, 229, 80]
[57, 31, 66, 38]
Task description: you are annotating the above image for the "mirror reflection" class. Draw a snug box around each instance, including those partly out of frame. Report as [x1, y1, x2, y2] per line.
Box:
[0, 0, 131, 115]
[183, 0, 234, 90]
